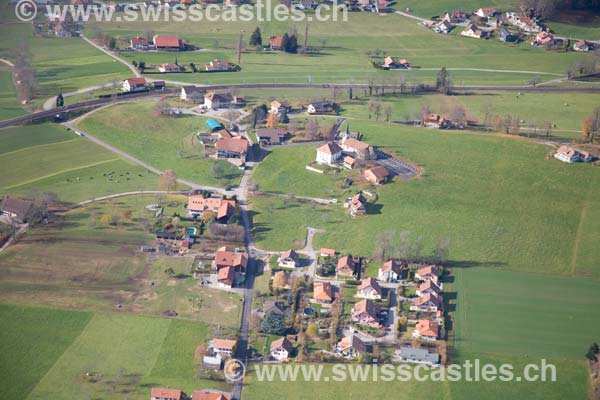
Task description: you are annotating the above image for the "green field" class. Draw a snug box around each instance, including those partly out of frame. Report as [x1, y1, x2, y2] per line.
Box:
[251, 122, 600, 279]
[77, 101, 243, 187]
[392, 0, 515, 18]
[0, 69, 26, 119]
[0, 304, 228, 400]
[452, 267, 600, 360]
[0, 124, 163, 203]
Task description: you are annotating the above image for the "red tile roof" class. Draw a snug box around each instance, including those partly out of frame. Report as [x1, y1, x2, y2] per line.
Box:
[216, 136, 249, 155]
[153, 34, 181, 48]
[151, 388, 182, 399]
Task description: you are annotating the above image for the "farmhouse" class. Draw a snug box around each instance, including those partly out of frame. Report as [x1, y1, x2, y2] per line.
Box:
[205, 59, 236, 71]
[306, 101, 335, 114]
[411, 292, 443, 312]
[269, 36, 284, 50]
[158, 63, 183, 73]
[378, 259, 404, 282]
[262, 301, 286, 317]
[413, 319, 440, 341]
[422, 113, 450, 129]
[398, 346, 440, 366]
[217, 266, 236, 288]
[337, 334, 369, 357]
[461, 23, 487, 39]
[313, 281, 334, 303]
[383, 56, 410, 69]
[356, 277, 382, 299]
[351, 299, 379, 327]
[574, 40, 591, 52]
[337, 255, 355, 277]
[434, 20, 454, 34]
[270, 100, 292, 114]
[0, 197, 33, 223]
[270, 336, 293, 361]
[316, 142, 343, 165]
[499, 28, 515, 42]
[180, 85, 204, 101]
[122, 77, 147, 93]
[533, 31, 554, 46]
[554, 146, 592, 163]
[210, 338, 237, 356]
[364, 166, 390, 185]
[213, 246, 248, 275]
[130, 36, 150, 50]
[341, 137, 372, 160]
[344, 193, 367, 217]
[343, 156, 357, 169]
[444, 9, 467, 23]
[187, 195, 236, 220]
[204, 92, 244, 110]
[256, 128, 288, 145]
[215, 136, 249, 160]
[506, 12, 541, 32]
[153, 34, 183, 50]
[151, 388, 185, 400]
[191, 390, 232, 400]
[278, 249, 299, 268]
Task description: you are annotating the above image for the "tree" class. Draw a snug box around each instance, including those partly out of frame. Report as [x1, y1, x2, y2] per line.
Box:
[383, 103, 393, 123]
[449, 104, 467, 127]
[432, 237, 450, 263]
[56, 93, 64, 108]
[436, 67, 451, 95]
[122, 209, 133, 220]
[285, 34, 298, 54]
[319, 37, 328, 48]
[273, 271, 288, 288]
[582, 107, 600, 144]
[306, 322, 319, 338]
[266, 112, 279, 128]
[164, 267, 176, 277]
[138, 61, 146, 72]
[582, 116, 593, 142]
[281, 33, 290, 52]
[249, 27, 262, 47]
[585, 342, 600, 361]
[159, 170, 178, 191]
[305, 118, 320, 140]
[261, 311, 286, 335]
[212, 163, 224, 179]
[279, 108, 289, 123]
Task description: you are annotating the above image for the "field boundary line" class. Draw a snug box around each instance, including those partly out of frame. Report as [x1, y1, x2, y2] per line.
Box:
[3, 158, 119, 189]
[0, 137, 81, 157]
[25, 312, 96, 400]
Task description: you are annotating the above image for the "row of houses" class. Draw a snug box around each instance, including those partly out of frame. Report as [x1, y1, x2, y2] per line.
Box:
[410, 265, 444, 342]
[151, 388, 231, 400]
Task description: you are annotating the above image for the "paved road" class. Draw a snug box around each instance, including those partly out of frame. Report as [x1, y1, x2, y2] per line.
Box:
[81, 35, 141, 78]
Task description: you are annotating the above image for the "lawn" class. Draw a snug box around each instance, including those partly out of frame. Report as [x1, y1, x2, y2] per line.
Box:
[0, 68, 26, 119]
[251, 122, 600, 279]
[0, 304, 92, 400]
[0, 124, 163, 203]
[76, 101, 243, 187]
[451, 267, 600, 360]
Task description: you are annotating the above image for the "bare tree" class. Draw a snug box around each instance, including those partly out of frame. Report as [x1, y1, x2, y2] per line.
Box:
[159, 170, 178, 191]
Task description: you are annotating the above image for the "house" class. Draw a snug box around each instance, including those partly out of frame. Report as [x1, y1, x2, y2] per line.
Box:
[413, 319, 440, 341]
[270, 336, 293, 361]
[351, 299, 379, 327]
[187, 195, 236, 220]
[533, 31, 554, 46]
[337, 334, 369, 357]
[574, 40, 591, 52]
[554, 146, 593, 163]
[130, 36, 150, 50]
[345, 193, 367, 217]
[262, 301, 285, 316]
[422, 113, 450, 129]
[153, 34, 183, 50]
[506, 13, 541, 32]
[444, 9, 467, 23]
[217, 266, 235, 288]
[210, 338, 237, 356]
[337, 255, 355, 277]
[151, 388, 185, 400]
[316, 142, 343, 165]
[383, 56, 410, 69]
[213, 246, 248, 273]
[256, 128, 288, 145]
[313, 281, 334, 303]
[320, 248, 336, 257]
[341, 137, 372, 160]
[204, 92, 244, 110]
[122, 77, 147, 92]
[364, 166, 390, 185]
[415, 265, 442, 281]
[343, 156, 356, 169]
[205, 59, 235, 71]
[411, 292, 443, 312]
[474, 7, 495, 18]
[153, 81, 165, 90]
[180, 85, 204, 101]
[306, 101, 335, 114]
[416, 279, 441, 297]
[435, 20, 453, 34]
[191, 390, 232, 400]
[0, 197, 33, 223]
[270, 100, 292, 114]
[356, 277, 382, 299]
[499, 28, 515, 42]
[278, 249, 299, 268]
[216, 136, 249, 160]
[158, 63, 183, 73]
[398, 346, 440, 366]
[461, 23, 486, 39]
[378, 259, 403, 282]
[269, 36, 284, 50]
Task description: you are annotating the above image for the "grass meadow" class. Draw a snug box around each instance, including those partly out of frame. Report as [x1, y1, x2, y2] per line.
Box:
[0, 123, 162, 203]
[77, 101, 243, 187]
[0, 68, 26, 119]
